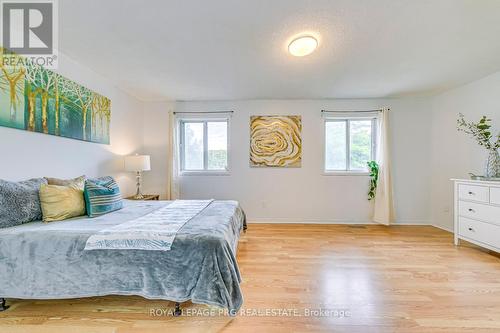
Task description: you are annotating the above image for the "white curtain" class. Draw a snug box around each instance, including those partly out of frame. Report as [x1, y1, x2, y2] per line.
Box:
[373, 108, 395, 225]
[166, 111, 180, 200]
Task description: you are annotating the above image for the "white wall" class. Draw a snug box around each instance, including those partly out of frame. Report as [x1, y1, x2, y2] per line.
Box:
[430, 71, 500, 231]
[143, 98, 433, 224]
[142, 101, 175, 197]
[0, 53, 145, 197]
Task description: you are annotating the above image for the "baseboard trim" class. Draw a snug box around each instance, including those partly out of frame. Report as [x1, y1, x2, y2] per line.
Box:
[248, 219, 376, 225]
[247, 218, 431, 225]
[431, 224, 453, 233]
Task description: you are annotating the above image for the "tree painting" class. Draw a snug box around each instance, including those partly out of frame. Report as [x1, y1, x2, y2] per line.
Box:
[0, 48, 25, 127]
[0, 48, 111, 144]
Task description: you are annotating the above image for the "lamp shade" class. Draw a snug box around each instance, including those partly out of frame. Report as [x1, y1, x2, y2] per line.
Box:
[125, 155, 151, 172]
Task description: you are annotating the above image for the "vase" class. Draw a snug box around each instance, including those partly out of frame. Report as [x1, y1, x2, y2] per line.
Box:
[485, 149, 500, 178]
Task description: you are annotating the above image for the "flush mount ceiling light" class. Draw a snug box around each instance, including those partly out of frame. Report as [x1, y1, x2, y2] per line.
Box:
[288, 36, 318, 57]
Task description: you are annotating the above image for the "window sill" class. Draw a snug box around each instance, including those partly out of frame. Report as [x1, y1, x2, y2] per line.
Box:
[180, 170, 231, 176]
[322, 171, 370, 176]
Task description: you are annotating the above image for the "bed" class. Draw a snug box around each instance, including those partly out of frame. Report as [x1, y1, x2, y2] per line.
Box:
[0, 199, 246, 314]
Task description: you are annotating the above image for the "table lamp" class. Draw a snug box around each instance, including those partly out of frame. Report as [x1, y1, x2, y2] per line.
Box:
[125, 154, 151, 199]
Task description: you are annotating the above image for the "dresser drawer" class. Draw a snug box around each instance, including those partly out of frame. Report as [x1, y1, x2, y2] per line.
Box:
[491, 187, 500, 205]
[458, 184, 489, 203]
[459, 217, 500, 250]
[458, 200, 500, 225]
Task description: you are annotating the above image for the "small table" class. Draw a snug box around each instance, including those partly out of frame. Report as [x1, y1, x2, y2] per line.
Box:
[126, 194, 160, 201]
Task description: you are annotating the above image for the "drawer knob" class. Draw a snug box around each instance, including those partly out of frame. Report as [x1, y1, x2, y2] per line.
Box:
[468, 227, 475, 232]
[468, 191, 475, 195]
[468, 208, 475, 213]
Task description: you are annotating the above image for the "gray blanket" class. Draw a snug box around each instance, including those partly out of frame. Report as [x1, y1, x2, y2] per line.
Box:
[0, 200, 245, 312]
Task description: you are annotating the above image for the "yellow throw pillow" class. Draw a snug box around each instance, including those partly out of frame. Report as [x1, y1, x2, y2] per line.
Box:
[45, 175, 86, 191]
[39, 184, 86, 222]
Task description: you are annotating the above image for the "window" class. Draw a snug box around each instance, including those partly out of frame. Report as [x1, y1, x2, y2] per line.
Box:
[180, 119, 229, 173]
[324, 116, 377, 173]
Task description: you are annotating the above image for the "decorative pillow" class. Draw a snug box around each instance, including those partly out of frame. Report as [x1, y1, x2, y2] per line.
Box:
[88, 176, 114, 185]
[39, 184, 86, 222]
[45, 175, 86, 191]
[84, 177, 123, 218]
[0, 178, 48, 228]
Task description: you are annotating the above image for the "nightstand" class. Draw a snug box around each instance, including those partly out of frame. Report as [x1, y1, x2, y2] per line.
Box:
[126, 194, 160, 201]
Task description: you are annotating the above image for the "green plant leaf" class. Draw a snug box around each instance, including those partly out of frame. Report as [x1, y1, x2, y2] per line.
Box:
[367, 160, 379, 201]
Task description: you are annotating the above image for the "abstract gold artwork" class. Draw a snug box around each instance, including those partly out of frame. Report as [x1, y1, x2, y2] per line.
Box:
[250, 115, 302, 167]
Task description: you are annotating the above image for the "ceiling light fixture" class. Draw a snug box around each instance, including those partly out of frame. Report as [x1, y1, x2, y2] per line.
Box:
[288, 36, 318, 57]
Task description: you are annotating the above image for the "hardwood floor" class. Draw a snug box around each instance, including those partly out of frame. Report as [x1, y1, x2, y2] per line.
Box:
[2, 224, 500, 333]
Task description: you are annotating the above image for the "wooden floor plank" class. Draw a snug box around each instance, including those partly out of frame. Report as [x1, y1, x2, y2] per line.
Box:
[1, 224, 500, 332]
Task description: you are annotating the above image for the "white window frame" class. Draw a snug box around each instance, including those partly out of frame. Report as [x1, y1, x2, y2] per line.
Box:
[178, 116, 231, 176]
[323, 116, 378, 176]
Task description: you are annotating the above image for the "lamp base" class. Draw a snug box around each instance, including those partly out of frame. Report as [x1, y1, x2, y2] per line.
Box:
[134, 171, 144, 200]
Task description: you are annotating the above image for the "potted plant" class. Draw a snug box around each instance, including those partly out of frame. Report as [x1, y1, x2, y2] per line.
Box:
[367, 160, 379, 200]
[457, 113, 500, 178]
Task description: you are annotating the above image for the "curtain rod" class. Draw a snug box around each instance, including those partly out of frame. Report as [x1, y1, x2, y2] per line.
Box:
[173, 111, 234, 115]
[321, 109, 384, 113]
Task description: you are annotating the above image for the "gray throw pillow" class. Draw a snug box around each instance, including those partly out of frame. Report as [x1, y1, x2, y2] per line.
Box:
[0, 178, 48, 228]
[88, 176, 114, 184]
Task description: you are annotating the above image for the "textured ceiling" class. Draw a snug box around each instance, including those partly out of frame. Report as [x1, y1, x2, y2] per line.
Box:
[59, 0, 500, 101]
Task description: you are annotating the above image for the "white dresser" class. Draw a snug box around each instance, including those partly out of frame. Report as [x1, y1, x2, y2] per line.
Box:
[453, 179, 500, 252]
